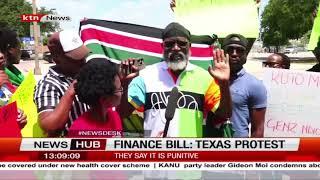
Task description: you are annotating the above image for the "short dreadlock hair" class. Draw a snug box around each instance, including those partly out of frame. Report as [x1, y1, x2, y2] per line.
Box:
[75, 58, 119, 106]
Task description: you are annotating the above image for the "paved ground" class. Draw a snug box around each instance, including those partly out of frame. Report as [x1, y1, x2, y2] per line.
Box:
[15, 59, 52, 81]
[16, 53, 317, 82]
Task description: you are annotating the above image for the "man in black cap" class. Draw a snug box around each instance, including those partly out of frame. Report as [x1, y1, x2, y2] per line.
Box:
[221, 33, 267, 138]
[127, 22, 232, 137]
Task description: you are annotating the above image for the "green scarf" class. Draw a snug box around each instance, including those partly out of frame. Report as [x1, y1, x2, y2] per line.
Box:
[5, 65, 24, 86]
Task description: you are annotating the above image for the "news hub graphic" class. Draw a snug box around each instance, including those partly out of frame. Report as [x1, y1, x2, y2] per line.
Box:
[20, 14, 71, 23]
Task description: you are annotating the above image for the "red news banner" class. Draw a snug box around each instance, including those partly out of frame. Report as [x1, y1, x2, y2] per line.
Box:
[0, 138, 320, 162]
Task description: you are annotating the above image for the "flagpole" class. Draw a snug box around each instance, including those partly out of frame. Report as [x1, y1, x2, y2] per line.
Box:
[32, 0, 41, 75]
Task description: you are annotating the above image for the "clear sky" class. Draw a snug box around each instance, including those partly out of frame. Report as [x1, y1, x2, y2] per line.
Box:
[31, 0, 174, 30]
[29, 0, 269, 30]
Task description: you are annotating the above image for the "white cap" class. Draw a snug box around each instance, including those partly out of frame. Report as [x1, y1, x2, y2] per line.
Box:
[59, 30, 83, 52]
[48, 30, 90, 60]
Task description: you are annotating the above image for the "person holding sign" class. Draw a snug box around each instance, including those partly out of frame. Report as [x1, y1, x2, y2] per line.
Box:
[0, 52, 15, 106]
[0, 29, 27, 130]
[0, 28, 24, 86]
[221, 34, 267, 138]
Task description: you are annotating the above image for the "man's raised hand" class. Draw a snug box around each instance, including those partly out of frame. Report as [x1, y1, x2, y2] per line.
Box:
[208, 49, 230, 82]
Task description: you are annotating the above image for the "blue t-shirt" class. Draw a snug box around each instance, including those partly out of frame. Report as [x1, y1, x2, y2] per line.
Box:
[230, 68, 267, 137]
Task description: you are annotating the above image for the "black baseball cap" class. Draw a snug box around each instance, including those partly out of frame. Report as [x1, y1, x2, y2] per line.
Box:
[162, 22, 191, 41]
[222, 34, 248, 49]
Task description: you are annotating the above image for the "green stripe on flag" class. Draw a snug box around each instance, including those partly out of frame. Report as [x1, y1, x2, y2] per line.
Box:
[86, 43, 211, 69]
[86, 43, 161, 65]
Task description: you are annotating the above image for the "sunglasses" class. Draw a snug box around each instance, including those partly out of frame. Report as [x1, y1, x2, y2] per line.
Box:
[163, 40, 189, 49]
[225, 46, 246, 55]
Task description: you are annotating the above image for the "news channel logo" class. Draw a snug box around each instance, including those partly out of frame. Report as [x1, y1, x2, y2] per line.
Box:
[20, 14, 71, 23]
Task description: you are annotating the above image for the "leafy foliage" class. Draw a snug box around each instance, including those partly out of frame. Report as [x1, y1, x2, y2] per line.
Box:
[0, 0, 32, 36]
[38, 7, 60, 34]
[261, 0, 319, 48]
[0, 0, 59, 37]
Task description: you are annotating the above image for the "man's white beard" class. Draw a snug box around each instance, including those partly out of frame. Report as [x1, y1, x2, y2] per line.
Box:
[167, 60, 187, 71]
[165, 52, 188, 71]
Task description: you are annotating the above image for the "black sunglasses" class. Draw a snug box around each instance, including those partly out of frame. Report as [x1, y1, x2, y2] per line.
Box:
[225, 46, 246, 55]
[163, 40, 189, 49]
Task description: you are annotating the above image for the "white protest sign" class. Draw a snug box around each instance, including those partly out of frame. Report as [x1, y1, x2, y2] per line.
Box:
[263, 68, 320, 137]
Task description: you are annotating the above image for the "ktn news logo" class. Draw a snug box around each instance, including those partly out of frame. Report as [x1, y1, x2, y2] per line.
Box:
[20, 14, 71, 22]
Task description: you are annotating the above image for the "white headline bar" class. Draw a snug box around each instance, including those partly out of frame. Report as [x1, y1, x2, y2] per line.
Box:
[20, 138, 300, 151]
[106, 138, 300, 151]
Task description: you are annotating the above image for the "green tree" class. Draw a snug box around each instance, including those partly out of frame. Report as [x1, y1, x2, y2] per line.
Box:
[0, 0, 59, 37]
[0, 0, 32, 36]
[38, 7, 60, 34]
[261, 0, 319, 51]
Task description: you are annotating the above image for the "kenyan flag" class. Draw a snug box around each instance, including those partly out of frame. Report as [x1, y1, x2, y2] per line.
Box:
[80, 19, 215, 69]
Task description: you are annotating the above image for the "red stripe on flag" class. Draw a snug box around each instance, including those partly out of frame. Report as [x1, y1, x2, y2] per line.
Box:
[81, 28, 213, 57]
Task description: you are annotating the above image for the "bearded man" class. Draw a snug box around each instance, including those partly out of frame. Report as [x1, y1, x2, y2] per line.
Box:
[125, 22, 232, 137]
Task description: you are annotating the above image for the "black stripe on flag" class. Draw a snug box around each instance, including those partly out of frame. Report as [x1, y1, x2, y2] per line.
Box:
[80, 19, 215, 45]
